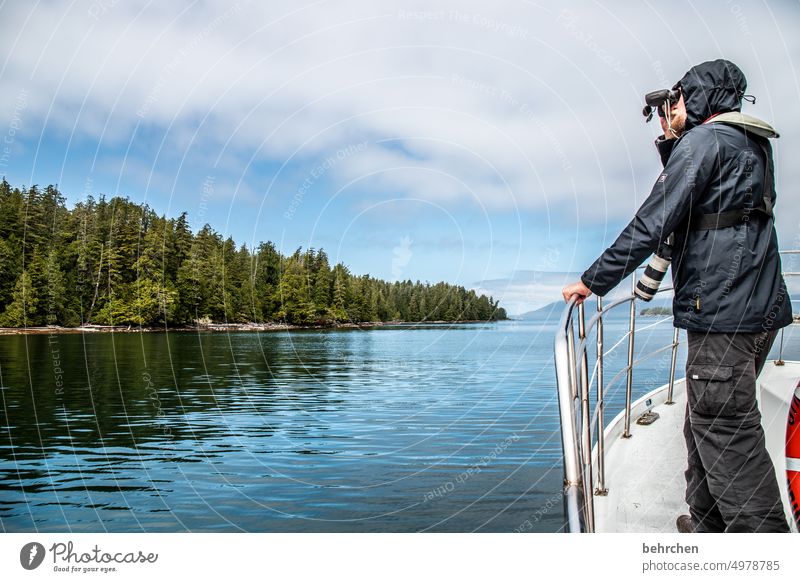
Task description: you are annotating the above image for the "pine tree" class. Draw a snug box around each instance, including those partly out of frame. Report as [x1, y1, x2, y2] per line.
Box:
[0, 270, 38, 326]
[274, 256, 315, 324]
[312, 261, 332, 320]
[43, 248, 67, 324]
[329, 263, 349, 322]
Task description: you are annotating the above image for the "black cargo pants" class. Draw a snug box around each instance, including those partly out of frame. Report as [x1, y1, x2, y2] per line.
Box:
[683, 330, 790, 532]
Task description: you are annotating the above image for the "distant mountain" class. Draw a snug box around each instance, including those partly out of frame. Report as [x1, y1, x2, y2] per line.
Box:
[513, 294, 675, 321]
[514, 301, 567, 321]
[513, 294, 800, 322]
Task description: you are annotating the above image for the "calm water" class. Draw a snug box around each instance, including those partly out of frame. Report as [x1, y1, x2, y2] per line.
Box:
[1, 319, 798, 532]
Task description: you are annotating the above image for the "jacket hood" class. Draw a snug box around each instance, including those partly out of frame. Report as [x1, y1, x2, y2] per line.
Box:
[675, 59, 747, 131]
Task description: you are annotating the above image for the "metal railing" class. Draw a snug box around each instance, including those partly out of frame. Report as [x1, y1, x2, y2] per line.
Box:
[777, 250, 800, 365]
[555, 251, 799, 533]
[554, 279, 680, 533]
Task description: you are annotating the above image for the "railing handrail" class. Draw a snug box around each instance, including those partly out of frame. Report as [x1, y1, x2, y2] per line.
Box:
[573, 287, 674, 382]
[554, 282, 679, 533]
[554, 295, 585, 533]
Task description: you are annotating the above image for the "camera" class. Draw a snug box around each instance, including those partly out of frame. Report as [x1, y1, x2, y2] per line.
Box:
[642, 88, 681, 122]
[634, 253, 670, 301]
[634, 237, 673, 302]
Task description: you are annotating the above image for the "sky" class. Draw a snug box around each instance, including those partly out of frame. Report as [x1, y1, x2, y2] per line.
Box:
[1, 0, 799, 316]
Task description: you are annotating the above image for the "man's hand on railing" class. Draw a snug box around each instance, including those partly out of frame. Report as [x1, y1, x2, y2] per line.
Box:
[562, 280, 592, 305]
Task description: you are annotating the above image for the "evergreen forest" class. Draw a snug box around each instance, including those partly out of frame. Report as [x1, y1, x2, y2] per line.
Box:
[0, 180, 507, 327]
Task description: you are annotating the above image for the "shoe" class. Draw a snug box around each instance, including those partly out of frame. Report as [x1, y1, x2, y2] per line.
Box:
[676, 514, 694, 533]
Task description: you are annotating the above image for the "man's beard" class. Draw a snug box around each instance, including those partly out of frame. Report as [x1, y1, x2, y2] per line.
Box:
[668, 116, 686, 137]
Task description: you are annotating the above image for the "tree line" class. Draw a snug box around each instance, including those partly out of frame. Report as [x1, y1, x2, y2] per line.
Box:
[0, 180, 507, 327]
[639, 307, 671, 316]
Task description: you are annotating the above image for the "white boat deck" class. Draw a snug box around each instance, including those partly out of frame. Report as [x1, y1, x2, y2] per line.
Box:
[593, 360, 800, 533]
[593, 378, 689, 533]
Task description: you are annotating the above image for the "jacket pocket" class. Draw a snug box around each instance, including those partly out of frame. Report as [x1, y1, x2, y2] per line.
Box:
[687, 364, 736, 417]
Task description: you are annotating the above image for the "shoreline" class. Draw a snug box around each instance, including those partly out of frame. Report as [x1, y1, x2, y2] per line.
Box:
[0, 320, 506, 335]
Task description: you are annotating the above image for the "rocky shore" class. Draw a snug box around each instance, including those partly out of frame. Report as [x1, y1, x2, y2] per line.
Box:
[0, 320, 494, 335]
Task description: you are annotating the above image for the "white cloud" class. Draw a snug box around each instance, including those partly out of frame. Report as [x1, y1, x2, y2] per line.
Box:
[2, 0, 800, 241]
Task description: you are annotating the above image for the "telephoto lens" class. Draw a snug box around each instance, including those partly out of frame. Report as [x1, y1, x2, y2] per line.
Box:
[635, 253, 671, 301]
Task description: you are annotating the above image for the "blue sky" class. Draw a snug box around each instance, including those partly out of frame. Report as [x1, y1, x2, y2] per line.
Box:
[2, 1, 800, 315]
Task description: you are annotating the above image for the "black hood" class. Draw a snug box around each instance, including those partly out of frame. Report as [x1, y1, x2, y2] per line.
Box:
[675, 59, 747, 131]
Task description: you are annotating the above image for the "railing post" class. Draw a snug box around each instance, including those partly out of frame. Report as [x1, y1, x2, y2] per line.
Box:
[666, 327, 679, 404]
[623, 278, 636, 438]
[595, 296, 608, 495]
[577, 303, 595, 531]
[554, 298, 586, 532]
[567, 321, 577, 399]
[776, 328, 785, 366]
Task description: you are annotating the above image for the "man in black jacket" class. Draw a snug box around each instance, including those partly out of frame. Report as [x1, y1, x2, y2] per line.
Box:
[562, 60, 792, 532]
